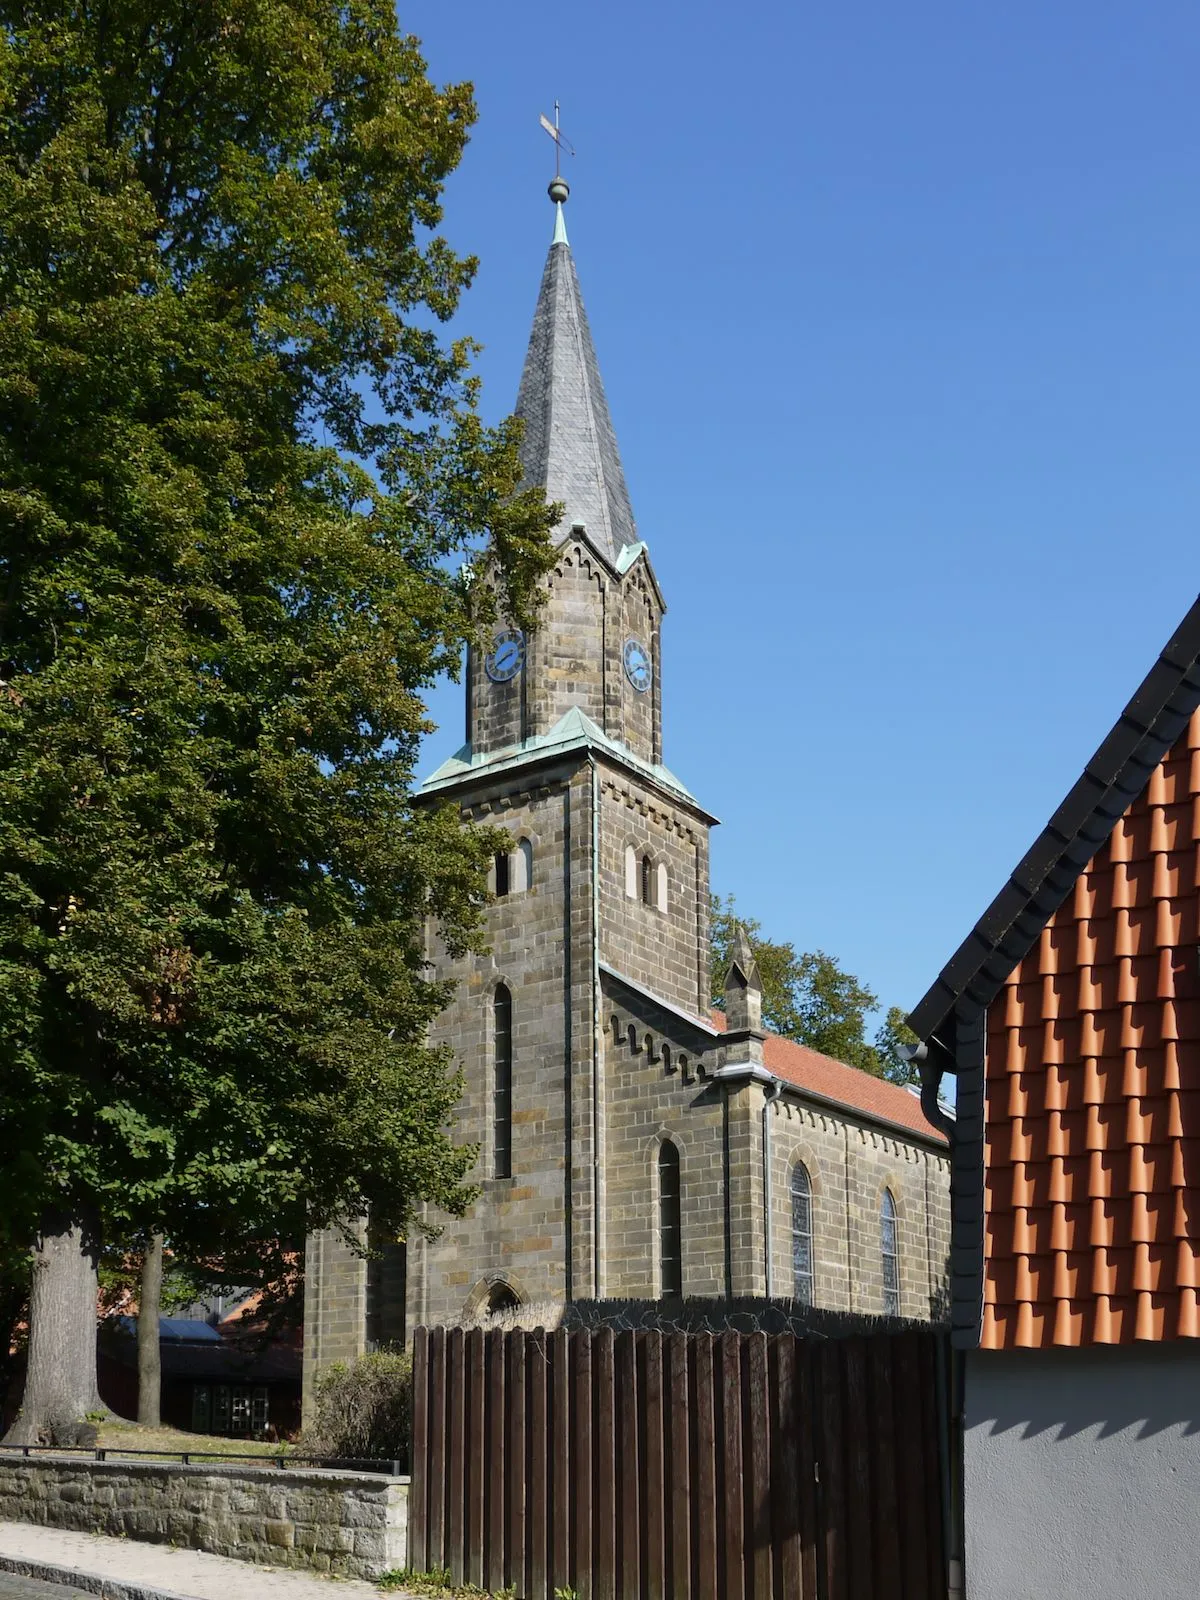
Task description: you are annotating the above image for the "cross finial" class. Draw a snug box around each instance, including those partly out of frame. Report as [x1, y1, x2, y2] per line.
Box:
[539, 103, 574, 208]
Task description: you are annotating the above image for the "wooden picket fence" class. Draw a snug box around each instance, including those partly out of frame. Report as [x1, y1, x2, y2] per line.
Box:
[408, 1324, 949, 1600]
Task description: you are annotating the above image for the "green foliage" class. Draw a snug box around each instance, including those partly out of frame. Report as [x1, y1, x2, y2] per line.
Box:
[377, 1573, 515, 1599]
[710, 896, 919, 1084]
[0, 4, 557, 1262]
[303, 1349, 412, 1462]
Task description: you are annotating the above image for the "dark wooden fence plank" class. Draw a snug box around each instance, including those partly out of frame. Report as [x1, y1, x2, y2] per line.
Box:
[617, 1331, 641, 1600]
[409, 1326, 429, 1574]
[594, 1327, 617, 1600]
[447, 1328, 466, 1585]
[720, 1332, 745, 1600]
[530, 1332, 549, 1600]
[843, 1340, 874, 1600]
[746, 1332, 771, 1600]
[694, 1334, 718, 1600]
[572, 1330, 593, 1599]
[796, 1340, 819, 1600]
[466, 1329, 486, 1589]
[817, 1339, 847, 1600]
[552, 1327, 571, 1592]
[507, 1331, 527, 1596]
[892, 1333, 925, 1600]
[869, 1336, 901, 1600]
[643, 1330, 666, 1600]
[771, 1337, 801, 1600]
[428, 1327, 447, 1573]
[409, 1323, 950, 1600]
[921, 1335, 947, 1600]
[486, 1331, 506, 1595]
[667, 1333, 691, 1600]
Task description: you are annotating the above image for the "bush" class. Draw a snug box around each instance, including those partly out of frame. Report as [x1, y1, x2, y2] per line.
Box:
[304, 1349, 411, 1464]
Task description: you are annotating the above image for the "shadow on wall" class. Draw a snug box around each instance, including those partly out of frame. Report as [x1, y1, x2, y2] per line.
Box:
[971, 1344, 1200, 1443]
[930, 1253, 951, 1324]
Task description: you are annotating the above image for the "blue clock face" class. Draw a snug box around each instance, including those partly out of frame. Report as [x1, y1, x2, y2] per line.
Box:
[485, 628, 525, 684]
[623, 637, 652, 693]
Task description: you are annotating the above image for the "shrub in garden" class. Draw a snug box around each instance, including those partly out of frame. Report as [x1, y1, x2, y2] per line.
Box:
[305, 1350, 411, 1463]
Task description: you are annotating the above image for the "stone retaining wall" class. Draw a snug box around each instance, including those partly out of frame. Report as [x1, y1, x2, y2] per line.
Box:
[0, 1456, 407, 1579]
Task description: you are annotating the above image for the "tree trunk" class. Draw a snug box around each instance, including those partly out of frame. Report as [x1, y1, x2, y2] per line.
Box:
[3, 1211, 108, 1445]
[137, 1234, 164, 1427]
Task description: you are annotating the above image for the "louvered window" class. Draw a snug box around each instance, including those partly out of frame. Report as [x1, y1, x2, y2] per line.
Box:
[658, 1141, 682, 1299]
[494, 985, 513, 1178]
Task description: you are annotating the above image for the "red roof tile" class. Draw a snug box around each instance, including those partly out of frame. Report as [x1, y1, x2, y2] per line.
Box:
[710, 1011, 946, 1144]
[982, 706, 1200, 1350]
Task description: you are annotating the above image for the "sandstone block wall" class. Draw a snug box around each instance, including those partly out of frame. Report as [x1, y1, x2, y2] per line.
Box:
[0, 1458, 407, 1579]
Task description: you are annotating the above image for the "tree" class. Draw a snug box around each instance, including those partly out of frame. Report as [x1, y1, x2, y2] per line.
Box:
[710, 896, 919, 1084]
[136, 1235, 163, 1428]
[0, 2, 556, 1442]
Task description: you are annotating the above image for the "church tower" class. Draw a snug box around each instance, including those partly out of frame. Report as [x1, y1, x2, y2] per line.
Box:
[301, 179, 953, 1389]
[404, 175, 718, 1321]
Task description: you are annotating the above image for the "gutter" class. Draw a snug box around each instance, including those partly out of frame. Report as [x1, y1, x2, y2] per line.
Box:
[588, 754, 605, 1297]
[901, 1042, 957, 1143]
[761, 1079, 782, 1296]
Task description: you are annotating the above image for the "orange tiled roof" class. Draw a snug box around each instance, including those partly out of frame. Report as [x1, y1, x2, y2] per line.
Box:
[983, 706, 1200, 1349]
[710, 1011, 946, 1144]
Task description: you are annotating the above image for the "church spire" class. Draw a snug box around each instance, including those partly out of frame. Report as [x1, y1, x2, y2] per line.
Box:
[514, 177, 638, 568]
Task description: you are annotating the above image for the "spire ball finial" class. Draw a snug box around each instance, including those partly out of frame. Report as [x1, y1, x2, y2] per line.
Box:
[548, 175, 569, 205]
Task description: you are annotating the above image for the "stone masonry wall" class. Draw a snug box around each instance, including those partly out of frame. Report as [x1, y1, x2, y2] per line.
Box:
[767, 1103, 952, 1319]
[598, 770, 709, 1016]
[599, 992, 951, 1318]
[526, 543, 607, 742]
[0, 1458, 407, 1579]
[412, 764, 595, 1326]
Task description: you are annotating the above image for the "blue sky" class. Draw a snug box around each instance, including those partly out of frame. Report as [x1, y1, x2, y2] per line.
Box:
[406, 0, 1200, 1024]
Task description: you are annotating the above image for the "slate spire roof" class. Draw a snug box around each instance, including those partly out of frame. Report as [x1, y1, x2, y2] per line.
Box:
[514, 196, 637, 567]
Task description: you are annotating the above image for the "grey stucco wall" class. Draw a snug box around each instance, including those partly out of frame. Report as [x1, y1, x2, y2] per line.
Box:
[964, 1344, 1200, 1600]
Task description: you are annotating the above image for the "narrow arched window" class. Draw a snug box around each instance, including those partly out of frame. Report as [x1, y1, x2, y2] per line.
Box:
[791, 1164, 814, 1306]
[641, 854, 654, 905]
[627, 1023, 639, 1054]
[661, 1044, 673, 1072]
[656, 862, 669, 913]
[624, 845, 638, 899]
[494, 849, 510, 898]
[513, 838, 533, 893]
[881, 1188, 900, 1315]
[493, 985, 513, 1179]
[658, 1141, 682, 1299]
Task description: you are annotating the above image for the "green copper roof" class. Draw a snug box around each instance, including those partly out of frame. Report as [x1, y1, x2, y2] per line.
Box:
[418, 706, 712, 815]
[552, 201, 568, 247]
[615, 540, 648, 573]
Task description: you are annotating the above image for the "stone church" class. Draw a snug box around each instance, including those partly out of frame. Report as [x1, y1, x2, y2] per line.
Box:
[303, 183, 950, 1395]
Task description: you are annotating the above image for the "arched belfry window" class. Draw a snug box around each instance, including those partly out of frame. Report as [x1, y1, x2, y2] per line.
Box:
[494, 849, 510, 898]
[881, 1188, 900, 1315]
[624, 845, 637, 899]
[641, 854, 654, 906]
[791, 1163, 814, 1306]
[658, 1140, 682, 1299]
[493, 985, 513, 1179]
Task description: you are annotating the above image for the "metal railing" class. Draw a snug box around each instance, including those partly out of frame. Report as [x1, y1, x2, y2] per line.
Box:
[0, 1443, 406, 1475]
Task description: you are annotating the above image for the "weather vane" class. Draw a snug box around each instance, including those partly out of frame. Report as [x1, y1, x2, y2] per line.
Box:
[539, 101, 574, 203]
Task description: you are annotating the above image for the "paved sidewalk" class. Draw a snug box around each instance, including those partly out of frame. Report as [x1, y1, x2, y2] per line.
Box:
[0, 1524, 415, 1600]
